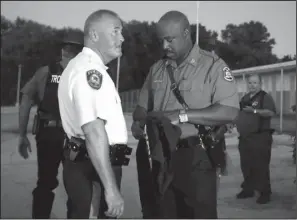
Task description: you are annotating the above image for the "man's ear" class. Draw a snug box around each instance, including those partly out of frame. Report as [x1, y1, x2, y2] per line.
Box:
[89, 29, 99, 42]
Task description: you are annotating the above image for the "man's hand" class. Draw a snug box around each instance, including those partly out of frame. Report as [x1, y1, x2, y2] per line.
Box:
[131, 121, 145, 140]
[242, 106, 254, 113]
[18, 135, 32, 159]
[163, 110, 180, 125]
[105, 188, 124, 218]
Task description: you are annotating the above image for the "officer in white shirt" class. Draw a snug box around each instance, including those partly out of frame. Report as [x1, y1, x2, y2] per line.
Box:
[58, 9, 128, 219]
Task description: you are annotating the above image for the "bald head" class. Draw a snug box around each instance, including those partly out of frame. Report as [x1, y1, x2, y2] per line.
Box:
[84, 9, 121, 38]
[156, 11, 192, 63]
[247, 74, 262, 94]
[247, 74, 262, 84]
[83, 9, 124, 64]
[158, 11, 190, 34]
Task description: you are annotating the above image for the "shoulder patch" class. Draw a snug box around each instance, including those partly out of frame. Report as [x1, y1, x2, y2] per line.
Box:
[86, 69, 102, 90]
[223, 67, 234, 82]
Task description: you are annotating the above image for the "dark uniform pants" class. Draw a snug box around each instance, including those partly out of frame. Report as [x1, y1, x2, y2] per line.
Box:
[63, 157, 122, 219]
[136, 138, 159, 218]
[238, 131, 273, 194]
[33, 127, 71, 219]
[137, 138, 218, 219]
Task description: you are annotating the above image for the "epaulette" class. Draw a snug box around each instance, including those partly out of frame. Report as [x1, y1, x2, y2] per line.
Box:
[199, 49, 220, 63]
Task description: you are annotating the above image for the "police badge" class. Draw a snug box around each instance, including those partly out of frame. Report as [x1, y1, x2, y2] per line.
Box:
[252, 101, 258, 107]
[223, 67, 234, 82]
[86, 69, 102, 90]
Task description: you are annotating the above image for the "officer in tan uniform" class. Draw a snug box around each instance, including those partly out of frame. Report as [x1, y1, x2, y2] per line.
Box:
[131, 11, 239, 218]
[58, 9, 129, 219]
[18, 33, 83, 218]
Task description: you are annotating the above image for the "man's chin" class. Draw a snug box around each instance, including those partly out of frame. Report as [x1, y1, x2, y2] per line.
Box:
[166, 52, 175, 57]
[110, 51, 122, 61]
[115, 50, 122, 57]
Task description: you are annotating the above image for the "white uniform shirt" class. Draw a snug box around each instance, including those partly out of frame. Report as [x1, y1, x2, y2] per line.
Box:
[58, 47, 128, 145]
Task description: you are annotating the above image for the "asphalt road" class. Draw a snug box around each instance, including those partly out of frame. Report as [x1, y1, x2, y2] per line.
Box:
[1, 107, 296, 218]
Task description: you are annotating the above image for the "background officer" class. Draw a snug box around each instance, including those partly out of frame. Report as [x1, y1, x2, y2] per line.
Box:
[58, 9, 127, 219]
[18, 33, 83, 218]
[235, 74, 276, 204]
[131, 11, 239, 219]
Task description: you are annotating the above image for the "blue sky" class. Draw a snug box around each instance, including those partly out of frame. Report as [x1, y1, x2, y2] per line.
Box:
[1, 1, 296, 58]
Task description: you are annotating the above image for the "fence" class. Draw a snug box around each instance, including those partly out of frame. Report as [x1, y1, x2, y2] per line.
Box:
[119, 60, 296, 132]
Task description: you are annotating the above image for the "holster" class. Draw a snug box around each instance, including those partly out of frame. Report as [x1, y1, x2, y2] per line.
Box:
[64, 136, 87, 162]
[109, 144, 132, 166]
[32, 114, 40, 135]
[63, 136, 132, 166]
[200, 126, 227, 169]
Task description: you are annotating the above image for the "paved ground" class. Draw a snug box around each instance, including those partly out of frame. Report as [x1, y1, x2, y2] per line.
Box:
[1, 107, 296, 219]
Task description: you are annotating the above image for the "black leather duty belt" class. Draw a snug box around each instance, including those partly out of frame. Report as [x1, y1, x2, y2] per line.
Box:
[41, 119, 62, 128]
[64, 136, 132, 166]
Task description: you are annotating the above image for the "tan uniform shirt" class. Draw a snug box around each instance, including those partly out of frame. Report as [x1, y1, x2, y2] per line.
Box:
[138, 45, 239, 137]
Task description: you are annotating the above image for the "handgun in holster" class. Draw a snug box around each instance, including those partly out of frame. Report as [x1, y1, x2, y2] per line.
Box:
[109, 144, 132, 166]
[32, 114, 40, 135]
[201, 125, 228, 169]
[64, 136, 87, 162]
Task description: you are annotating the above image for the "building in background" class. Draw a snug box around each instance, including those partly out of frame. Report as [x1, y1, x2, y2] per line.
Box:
[233, 60, 296, 114]
[120, 60, 296, 116]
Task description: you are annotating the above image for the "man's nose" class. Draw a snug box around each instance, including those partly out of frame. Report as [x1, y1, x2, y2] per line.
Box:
[163, 40, 170, 50]
[119, 33, 124, 43]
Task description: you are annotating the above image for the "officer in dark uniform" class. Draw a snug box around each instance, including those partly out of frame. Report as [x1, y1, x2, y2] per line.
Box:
[18, 33, 83, 218]
[235, 74, 276, 204]
[131, 11, 239, 219]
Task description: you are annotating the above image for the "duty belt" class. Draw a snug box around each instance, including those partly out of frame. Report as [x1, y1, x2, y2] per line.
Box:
[64, 136, 132, 166]
[41, 119, 62, 128]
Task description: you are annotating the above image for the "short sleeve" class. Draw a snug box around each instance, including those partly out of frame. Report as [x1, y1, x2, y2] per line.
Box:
[72, 69, 109, 127]
[262, 93, 276, 113]
[211, 59, 239, 109]
[137, 68, 153, 111]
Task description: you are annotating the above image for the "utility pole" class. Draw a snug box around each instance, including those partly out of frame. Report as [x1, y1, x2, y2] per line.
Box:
[15, 49, 22, 107]
[16, 63, 22, 107]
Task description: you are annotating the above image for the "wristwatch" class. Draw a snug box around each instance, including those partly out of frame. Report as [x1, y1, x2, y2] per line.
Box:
[179, 109, 188, 123]
[253, 109, 257, 114]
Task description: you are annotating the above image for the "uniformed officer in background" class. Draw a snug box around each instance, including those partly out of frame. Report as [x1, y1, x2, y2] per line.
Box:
[131, 11, 239, 219]
[58, 9, 129, 219]
[18, 33, 83, 218]
[235, 74, 276, 204]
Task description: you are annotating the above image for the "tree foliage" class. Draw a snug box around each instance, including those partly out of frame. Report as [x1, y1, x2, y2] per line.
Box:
[1, 16, 284, 106]
[218, 21, 279, 69]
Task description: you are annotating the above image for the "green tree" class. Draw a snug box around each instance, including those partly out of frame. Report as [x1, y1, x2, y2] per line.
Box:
[280, 54, 296, 62]
[218, 21, 278, 69]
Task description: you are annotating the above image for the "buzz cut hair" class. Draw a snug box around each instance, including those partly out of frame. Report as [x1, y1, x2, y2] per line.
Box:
[83, 9, 120, 37]
[158, 10, 191, 33]
[247, 73, 262, 84]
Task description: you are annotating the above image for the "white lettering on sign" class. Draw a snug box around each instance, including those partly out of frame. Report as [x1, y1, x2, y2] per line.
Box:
[51, 75, 61, 83]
